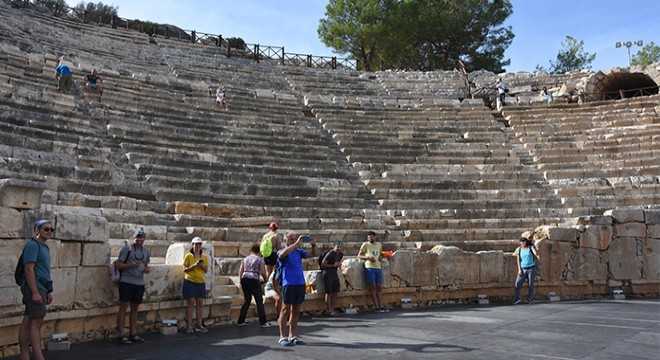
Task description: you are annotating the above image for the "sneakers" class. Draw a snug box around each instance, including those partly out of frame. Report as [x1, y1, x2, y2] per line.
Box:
[528, 300, 534, 305]
[236, 321, 249, 327]
[278, 338, 293, 346]
[260, 322, 273, 328]
[195, 326, 208, 333]
[185, 327, 194, 334]
[512, 298, 522, 305]
[375, 308, 389, 313]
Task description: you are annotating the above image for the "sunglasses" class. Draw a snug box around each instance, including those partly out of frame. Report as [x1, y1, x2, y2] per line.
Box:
[42, 227, 55, 232]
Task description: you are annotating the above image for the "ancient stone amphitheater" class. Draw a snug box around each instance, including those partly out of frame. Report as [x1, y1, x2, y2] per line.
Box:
[0, 1, 659, 353]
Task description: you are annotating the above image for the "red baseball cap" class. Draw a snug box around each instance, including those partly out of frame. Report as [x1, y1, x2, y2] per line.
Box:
[269, 222, 278, 229]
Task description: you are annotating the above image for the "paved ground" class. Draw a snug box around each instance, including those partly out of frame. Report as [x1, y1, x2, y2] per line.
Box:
[6, 299, 660, 360]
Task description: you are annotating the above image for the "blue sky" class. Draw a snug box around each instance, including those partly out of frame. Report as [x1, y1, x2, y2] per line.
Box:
[67, 0, 660, 72]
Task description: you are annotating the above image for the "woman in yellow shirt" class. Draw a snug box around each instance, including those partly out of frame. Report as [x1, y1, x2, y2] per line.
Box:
[183, 237, 209, 333]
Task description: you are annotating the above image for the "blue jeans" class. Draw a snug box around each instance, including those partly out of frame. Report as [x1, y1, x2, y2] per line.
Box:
[514, 267, 536, 301]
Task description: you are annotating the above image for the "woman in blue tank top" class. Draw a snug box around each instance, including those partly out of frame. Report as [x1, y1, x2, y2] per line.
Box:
[513, 235, 539, 305]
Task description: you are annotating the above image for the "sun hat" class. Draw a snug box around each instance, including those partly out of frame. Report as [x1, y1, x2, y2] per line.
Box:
[191, 237, 203, 244]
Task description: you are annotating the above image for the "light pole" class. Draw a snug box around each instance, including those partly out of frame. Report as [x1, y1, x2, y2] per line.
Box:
[615, 40, 643, 66]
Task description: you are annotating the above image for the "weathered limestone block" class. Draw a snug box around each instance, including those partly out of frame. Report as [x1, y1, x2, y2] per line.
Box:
[0, 251, 21, 288]
[579, 225, 613, 250]
[649, 225, 660, 239]
[645, 209, 660, 224]
[74, 267, 115, 307]
[144, 265, 184, 302]
[99, 196, 137, 210]
[0, 179, 46, 209]
[81, 243, 111, 267]
[389, 250, 438, 287]
[577, 215, 613, 226]
[48, 240, 61, 271]
[217, 258, 241, 277]
[381, 259, 391, 289]
[478, 250, 504, 284]
[572, 248, 607, 281]
[644, 239, 660, 280]
[614, 223, 646, 238]
[341, 258, 365, 290]
[545, 240, 573, 283]
[0, 284, 20, 307]
[58, 242, 81, 267]
[432, 245, 480, 285]
[188, 227, 226, 242]
[609, 237, 643, 280]
[165, 243, 214, 288]
[213, 242, 240, 257]
[533, 238, 549, 278]
[50, 267, 77, 307]
[56, 213, 108, 242]
[536, 226, 578, 242]
[604, 209, 645, 223]
[0, 207, 22, 238]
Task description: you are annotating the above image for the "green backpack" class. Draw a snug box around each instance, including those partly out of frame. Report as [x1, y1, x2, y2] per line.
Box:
[260, 234, 275, 257]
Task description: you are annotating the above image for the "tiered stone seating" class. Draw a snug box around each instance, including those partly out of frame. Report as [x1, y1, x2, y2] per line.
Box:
[502, 95, 660, 215]
[0, 1, 383, 260]
[307, 99, 563, 251]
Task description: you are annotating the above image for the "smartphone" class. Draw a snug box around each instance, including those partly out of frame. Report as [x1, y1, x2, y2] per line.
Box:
[197, 259, 204, 265]
[301, 235, 312, 242]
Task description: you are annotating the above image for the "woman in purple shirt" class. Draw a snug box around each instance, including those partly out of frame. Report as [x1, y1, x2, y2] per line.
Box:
[236, 243, 270, 327]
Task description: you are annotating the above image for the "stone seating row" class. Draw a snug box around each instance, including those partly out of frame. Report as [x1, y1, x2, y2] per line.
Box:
[534, 151, 660, 169]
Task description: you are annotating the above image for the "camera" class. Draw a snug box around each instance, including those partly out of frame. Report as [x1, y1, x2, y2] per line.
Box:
[301, 235, 312, 242]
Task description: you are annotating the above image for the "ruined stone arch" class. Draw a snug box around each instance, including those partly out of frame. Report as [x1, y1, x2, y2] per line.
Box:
[585, 68, 659, 101]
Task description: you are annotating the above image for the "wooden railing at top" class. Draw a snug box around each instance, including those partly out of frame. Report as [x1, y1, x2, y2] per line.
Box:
[6, 0, 359, 70]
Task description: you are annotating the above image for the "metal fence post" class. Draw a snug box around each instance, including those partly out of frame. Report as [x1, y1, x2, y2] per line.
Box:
[281, 47, 285, 65]
[307, 55, 312, 67]
[332, 57, 337, 69]
[112, 15, 117, 29]
[191, 30, 196, 43]
[254, 44, 260, 62]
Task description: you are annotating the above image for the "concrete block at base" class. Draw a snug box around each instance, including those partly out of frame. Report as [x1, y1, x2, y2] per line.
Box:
[613, 294, 626, 300]
[400, 298, 412, 309]
[47, 341, 70, 351]
[161, 326, 178, 336]
[344, 307, 358, 315]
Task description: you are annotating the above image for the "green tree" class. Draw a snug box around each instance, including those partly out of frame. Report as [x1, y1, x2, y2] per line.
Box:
[536, 35, 596, 74]
[318, 0, 514, 72]
[35, 0, 68, 16]
[73, 1, 118, 24]
[318, 0, 389, 71]
[227, 37, 247, 50]
[631, 41, 660, 66]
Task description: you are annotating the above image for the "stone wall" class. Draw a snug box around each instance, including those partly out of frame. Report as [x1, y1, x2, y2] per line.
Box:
[1, 184, 658, 356]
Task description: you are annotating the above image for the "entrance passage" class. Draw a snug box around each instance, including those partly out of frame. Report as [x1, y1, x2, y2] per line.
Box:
[593, 72, 658, 100]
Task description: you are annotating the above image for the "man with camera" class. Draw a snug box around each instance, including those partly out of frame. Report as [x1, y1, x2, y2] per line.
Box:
[116, 230, 151, 344]
[276, 232, 317, 346]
